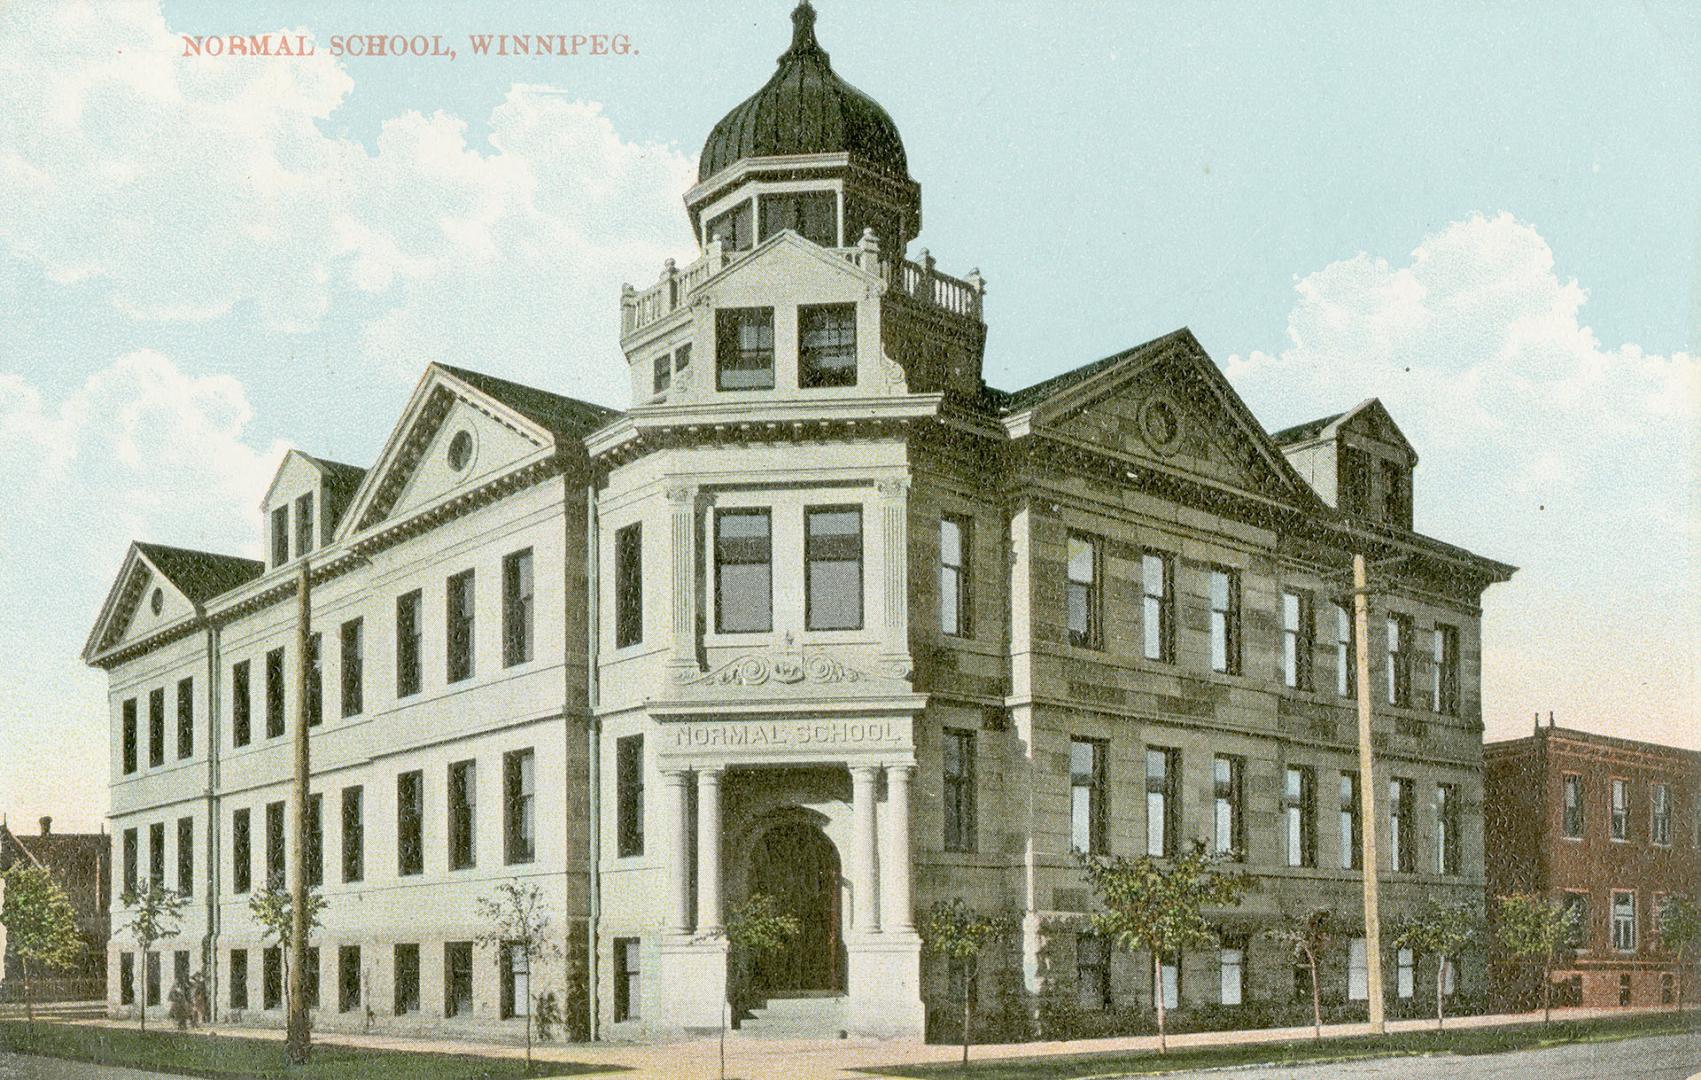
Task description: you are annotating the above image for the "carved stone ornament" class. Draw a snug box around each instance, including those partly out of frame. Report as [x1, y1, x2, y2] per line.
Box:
[677, 649, 873, 687]
[1137, 393, 1185, 457]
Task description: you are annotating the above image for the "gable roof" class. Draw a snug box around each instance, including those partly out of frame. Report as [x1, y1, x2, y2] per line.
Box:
[435, 364, 618, 440]
[992, 330, 1195, 415]
[133, 542, 263, 604]
[1270, 412, 1343, 446]
[1271, 399, 1415, 460]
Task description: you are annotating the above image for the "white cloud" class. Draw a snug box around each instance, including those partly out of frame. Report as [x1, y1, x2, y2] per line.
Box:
[1227, 212, 1699, 746]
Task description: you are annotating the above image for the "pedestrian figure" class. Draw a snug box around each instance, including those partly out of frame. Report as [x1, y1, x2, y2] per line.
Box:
[189, 971, 208, 1027]
[167, 975, 191, 1030]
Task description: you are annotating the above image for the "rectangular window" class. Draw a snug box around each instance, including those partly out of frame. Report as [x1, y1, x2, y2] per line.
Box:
[1433, 624, 1460, 715]
[1562, 773, 1584, 839]
[232, 809, 251, 894]
[122, 827, 137, 895]
[704, 201, 752, 251]
[173, 951, 189, 998]
[799, 303, 858, 388]
[120, 952, 135, 1005]
[1339, 771, 1363, 870]
[1436, 783, 1461, 875]
[805, 506, 863, 630]
[396, 590, 422, 697]
[1390, 777, 1415, 873]
[149, 687, 165, 767]
[1381, 460, 1410, 527]
[338, 946, 361, 1013]
[448, 760, 476, 871]
[502, 943, 531, 1019]
[176, 676, 194, 759]
[445, 942, 473, 1018]
[306, 793, 323, 888]
[1611, 778, 1629, 841]
[943, 728, 977, 853]
[1067, 533, 1102, 650]
[1386, 614, 1413, 707]
[652, 348, 671, 395]
[1220, 944, 1244, 1006]
[1209, 569, 1242, 674]
[446, 569, 475, 683]
[616, 736, 644, 858]
[305, 947, 320, 1009]
[1076, 933, 1109, 1010]
[1154, 958, 1179, 1011]
[505, 749, 536, 865]
[674, 342, 692, 374]
[271, 505, 289, 567]
[1348, 937, 1368, 1000]
[715, 509, 772, 633]
[1282, 591, 1314, 690]
[229, 949, 248, 1010]
[307, 632, 323, 727]
[177, 817, 193, 896]
[1214, 755, 1245, 860]
[1652, 783, 1671, 846]
[614, 938, 641, 1021]
[122, 697, 138, 774]
[1611, 891, 1637, 951]
[149, 821, 165, 888]
[939, 515, 971, 637]
[715, 307, 776, 390]
[265, 647, 285, 739]
[145, 952, 160, 1007]
[614, 524, 643, 648]
[1069, 738, 1107, 855]
[759, 190, 836, 246]
[338, 618, 363, 717]
[1562, 891, 1589, 949]
[1335, 603, 1356, 697]
[1285, 766, 1315, 867]
[503, 548, 535, 666]
[232, 662, 251, 747]
[294, 493, 315, 557]
[1146, 747, 1178, 858]
[1397, 947, 1414, 999]
[1619, 972, 1633, 1006]
[398, 771, 424, 876]
[394, 944, 420, 1015]
[341, 786, 364, 883]
[262, 947, 281, 1010]
[1142, 552, 1175, 662]
[265, 800, 285, 889]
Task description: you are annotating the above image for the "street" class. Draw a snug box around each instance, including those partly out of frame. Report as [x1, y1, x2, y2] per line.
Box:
[0, 1052, 177, 1080]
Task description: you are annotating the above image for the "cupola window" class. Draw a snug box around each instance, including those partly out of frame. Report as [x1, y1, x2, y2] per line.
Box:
[760, 191, 837, 247]
[705, 202, 753, 252]
[798, 304, 857, 388]
[716, 307, 776, 390]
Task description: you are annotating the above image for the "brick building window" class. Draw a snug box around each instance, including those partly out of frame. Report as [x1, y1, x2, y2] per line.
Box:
[1066, 533, 1102, 650]
[1610, 778, 1629, 841]
[798, 303, 858, 388]
[232, 809, 250, 894]
[614, 938, 641, 1021]
[149, 821, 165, 888]
[1561, 891, 1588, 949]
[306, 793, 322, 888]
[122, 827, 137, 895]
[1611, 891, 1637, 951]
[1146, 748, 1179, 857]
[1651, 783, 1671, 846]
[341, 786, 364, 883]
[1076, 933, 1109, 1010]
[271, 505, 289, 567]
[394, 944, 420, 1015]
[1208, 569, 1242, 675]
[148, 687, 165, 767]
[1214, 755, 1245, 860]
[1142, 552, 1175, 662]
[1562, 773, 1584, 839]
[229, 949, 248, 1009]
[448, 760, 476, 870]
[265, 800, 285, 888]
[1435, 782, 1460, 875]
[943, 728, 977, 853]
[1284, 765, 1315, 868]
[122, 697, 138, 774]
[804, 506, 863, 631]
[307, 633, 323, 727]
[505, 749, 536, 864]
[265, 647, 285, 739]
[294, 493, 315, 556]
[445, 942, 473, 1017]
[1386, 614, 1413, 707]
[177, 817, 193, 896]
[339, 946, 361, 1012]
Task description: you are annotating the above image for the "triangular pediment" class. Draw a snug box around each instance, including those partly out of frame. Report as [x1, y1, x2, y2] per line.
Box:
[705, 230, 885, 304]
[83, 546, 200, 662]
[1334, 398, 1417, 465]
[1016, 331, 1319, 505]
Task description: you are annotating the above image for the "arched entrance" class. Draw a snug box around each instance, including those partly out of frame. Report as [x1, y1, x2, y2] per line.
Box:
[746, 820, 845, 994]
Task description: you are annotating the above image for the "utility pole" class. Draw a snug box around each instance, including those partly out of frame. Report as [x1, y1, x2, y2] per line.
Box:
[286, 559, 312, 1064]
[1351, 552, 1386, 1034]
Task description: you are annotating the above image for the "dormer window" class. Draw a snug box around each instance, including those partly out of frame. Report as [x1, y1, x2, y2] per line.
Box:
[716, 307, 775, 390]
[294, 493, 315, 556]
[760, 191, 836, 247]
[705, 202, 753, 251]
[1380, 459, 1411, 528]
[1340, 447, 1371, 515]
[271, 506, 290, 568]
[799, 304, 856, 388]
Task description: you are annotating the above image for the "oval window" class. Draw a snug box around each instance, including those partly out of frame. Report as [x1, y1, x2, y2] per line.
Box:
[150, 588, 164, 615]
[447, 430, 473, 471]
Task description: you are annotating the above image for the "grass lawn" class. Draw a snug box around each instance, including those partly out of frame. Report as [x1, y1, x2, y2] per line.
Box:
[0, 1020, 616, 1079]
[867, 1009, 1701, 1079]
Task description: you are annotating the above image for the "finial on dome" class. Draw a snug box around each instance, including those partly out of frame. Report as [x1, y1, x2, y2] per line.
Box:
[786, 1, 826, 60]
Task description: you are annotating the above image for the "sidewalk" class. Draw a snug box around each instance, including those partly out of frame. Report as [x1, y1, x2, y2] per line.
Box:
[63, 1003, 1693, 1080]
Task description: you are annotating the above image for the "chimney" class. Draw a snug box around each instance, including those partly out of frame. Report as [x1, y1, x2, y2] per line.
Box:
[39, 816, 51, 836]
[1548, 711, 1555, 729]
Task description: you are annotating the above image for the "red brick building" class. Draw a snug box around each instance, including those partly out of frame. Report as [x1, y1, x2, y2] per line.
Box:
[0, 816, 112, 1002]
[1484, 723, 1700, 1008]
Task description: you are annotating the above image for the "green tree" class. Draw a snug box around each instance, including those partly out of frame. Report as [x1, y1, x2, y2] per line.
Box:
[118, 883, 188, 1032]
[1391, 899, 1478, 1030]
[1657, 894, 1701, 1011]
[0, 865, 84, 1023]
[918, 898, 1013, 1068]
[1263, 907, 1337, 1039]
[718, 893, 801, 1079]
[247, 879, 326, 1004]
[1493, 893, 1576, 1023]
[1077, 843, 1255, 1053]
[474, 880, 562, 1075]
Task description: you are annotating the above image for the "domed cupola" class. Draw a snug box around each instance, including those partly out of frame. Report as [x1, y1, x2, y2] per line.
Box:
[684, 1, 922, 255]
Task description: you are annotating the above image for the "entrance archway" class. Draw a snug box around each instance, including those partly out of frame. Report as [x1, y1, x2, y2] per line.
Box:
[746, 820, 845, 994]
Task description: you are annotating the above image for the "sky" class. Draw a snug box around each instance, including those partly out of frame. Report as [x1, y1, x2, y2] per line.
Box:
[1, 1, 1696, 833]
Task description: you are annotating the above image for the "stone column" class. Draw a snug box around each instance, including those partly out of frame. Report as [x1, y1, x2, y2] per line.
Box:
[663, 770, 692, 934]
[851, 765, 881, 934]
[876, 479, 911, 678]
[666, 485, 698, 676]
[696, 767, 724, 934]
[881, 764, 915, 934]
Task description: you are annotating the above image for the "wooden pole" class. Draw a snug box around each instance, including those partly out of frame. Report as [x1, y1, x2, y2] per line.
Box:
[286, 559, 312, 1064]
[1352, 552, 1386, 1034]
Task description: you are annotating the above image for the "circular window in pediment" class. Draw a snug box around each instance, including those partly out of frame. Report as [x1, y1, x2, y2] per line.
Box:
[1139, 396, 1183, 456]
[447, 429, 474, 472]
[150, 588, 164, 615]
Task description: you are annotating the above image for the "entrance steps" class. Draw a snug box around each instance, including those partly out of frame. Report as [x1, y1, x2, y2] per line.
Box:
[733, 993, 848, 1040]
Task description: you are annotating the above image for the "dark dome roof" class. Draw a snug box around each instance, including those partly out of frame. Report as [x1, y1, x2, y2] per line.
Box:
[699, 2, 909, 183]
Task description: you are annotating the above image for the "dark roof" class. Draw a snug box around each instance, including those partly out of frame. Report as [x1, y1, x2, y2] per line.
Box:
[994, 329, 1193, 414]
[699, 2, 909, 183]
[135, 543, 263, 604]
[305, 454, 368, 534]
[436, 364, 618, 439]
[1270, 413, 1343, 445]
